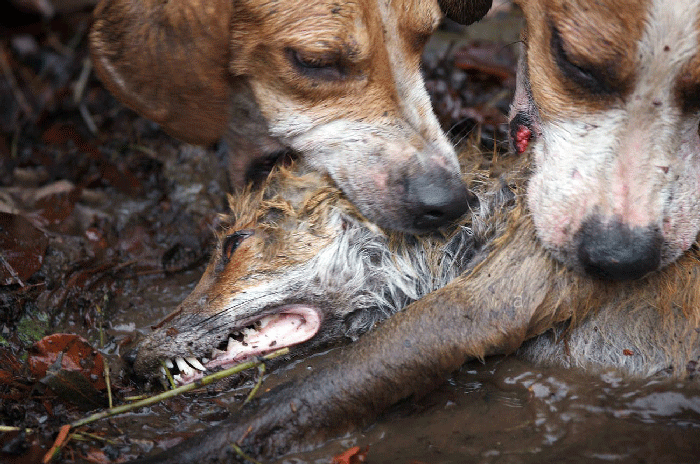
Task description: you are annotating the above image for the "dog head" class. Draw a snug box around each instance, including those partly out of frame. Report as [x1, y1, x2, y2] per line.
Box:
[511, 0, 700, 280]
[89, 0, 491, 233]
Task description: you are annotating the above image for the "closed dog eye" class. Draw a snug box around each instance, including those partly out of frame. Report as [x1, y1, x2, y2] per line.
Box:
[286, 48, 348, 81]
[550, 25, 619, 96]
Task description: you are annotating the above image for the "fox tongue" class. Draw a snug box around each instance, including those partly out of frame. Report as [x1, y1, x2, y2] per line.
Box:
[166, 305, 322, 386]
[204, 305, 321, 371]
[244, 312, 317, 349]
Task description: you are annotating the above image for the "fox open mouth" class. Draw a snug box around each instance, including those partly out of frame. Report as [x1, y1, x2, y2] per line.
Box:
[160, 305, 321, 385]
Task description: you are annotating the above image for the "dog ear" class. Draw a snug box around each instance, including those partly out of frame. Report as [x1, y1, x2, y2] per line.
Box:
[89, 0, 232, 145]
[438, 0, 492, 25]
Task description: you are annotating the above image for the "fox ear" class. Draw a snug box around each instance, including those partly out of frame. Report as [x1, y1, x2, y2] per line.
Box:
[89, 0, 233, 145]
[438, 0, 492, 25]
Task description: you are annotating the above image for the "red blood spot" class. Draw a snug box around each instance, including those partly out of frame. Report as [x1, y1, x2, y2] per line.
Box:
[515, 125, 532, 154]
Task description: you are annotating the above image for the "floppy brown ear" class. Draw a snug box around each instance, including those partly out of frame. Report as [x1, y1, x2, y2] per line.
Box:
[89, 0, 233, 145]
[438, 0, 492, 25]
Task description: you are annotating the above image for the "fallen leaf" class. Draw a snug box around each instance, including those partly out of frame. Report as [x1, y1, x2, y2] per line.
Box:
[453, 43, 516, 82]
[80, 448, 111, 464]
[41, 365, 108, 410]
[32, 181, 81, 226]
[0, 430, 46, 464]
[28, 334, 107, 390]
[0, 212, 48, 285]
[42, 123, 143, 195]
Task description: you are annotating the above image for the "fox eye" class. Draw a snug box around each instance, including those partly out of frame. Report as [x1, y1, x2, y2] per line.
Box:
[287, 48, 346, 81]
[221, 230, 254, 263]
[551, 26, 614, 95]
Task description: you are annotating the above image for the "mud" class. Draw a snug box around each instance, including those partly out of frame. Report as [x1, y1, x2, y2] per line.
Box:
[271, 354, 700, 464]
[69, 323, 700, 463]
[92, 337, 700, 463]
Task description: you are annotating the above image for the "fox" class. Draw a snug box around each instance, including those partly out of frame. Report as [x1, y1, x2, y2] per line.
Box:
[128, 145, 700, 464]
[127, 0, 700, 460]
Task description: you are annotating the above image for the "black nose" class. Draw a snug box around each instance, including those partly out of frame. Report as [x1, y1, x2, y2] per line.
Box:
[407, 171, 477, 231]
[576, 217, 662, 281]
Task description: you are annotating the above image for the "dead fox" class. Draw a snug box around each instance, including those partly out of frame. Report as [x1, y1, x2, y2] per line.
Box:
[128, 142, 700, 388]
[129, 146, 700, 464]
[128, 0, 700, 459]
[127, 146, 503, 386]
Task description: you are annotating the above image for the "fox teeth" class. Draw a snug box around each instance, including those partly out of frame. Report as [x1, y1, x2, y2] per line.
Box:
[186, 357, 206, 371]
[164, 359, 174, 369]
[175, 357, 193, 376]
[242, 327, 256, 337]
[160, 366, 168, 377]
[227, 337, 237, 351]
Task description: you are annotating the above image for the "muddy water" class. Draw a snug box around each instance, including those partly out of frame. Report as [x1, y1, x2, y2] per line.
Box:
[274, 355, 700, 464]
[103, 271, 700, 464]
[104, 290, 700, 464]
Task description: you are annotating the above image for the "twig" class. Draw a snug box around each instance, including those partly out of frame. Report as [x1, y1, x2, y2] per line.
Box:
[0, 45, 34, 121]
[103, 352, 113, 408]
[0, 425, 33, 433]
[70, 348, 289, 429]
[242, 363, 265, 407]
[129, 144, 157, 157]
[72, 431, 118, 445]
[0, 252, 24, 287]
[160, 360, 176, 389]
[79, 104, 98, 135]
[42, 424, 71, 463]
[11, 131, 18, 159]
[96, 298, 113, 408]
[65, 20, 88, 53]
[72, 58, 92, 105]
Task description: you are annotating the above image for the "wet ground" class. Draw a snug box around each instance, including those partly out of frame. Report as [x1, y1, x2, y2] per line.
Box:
[278, 354, 700, 464]
[1, 3, 699, 464]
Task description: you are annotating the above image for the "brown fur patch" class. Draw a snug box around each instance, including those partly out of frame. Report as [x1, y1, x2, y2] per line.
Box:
[517, 0, 648, 120]
[89, 0, 234, 144]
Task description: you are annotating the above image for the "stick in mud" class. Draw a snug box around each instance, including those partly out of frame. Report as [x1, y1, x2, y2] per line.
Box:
[70, 348, 289, 429]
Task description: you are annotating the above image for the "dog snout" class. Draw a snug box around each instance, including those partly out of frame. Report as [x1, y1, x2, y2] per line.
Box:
[575, 217, 663, 281]
[406, 171, 476, 231]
